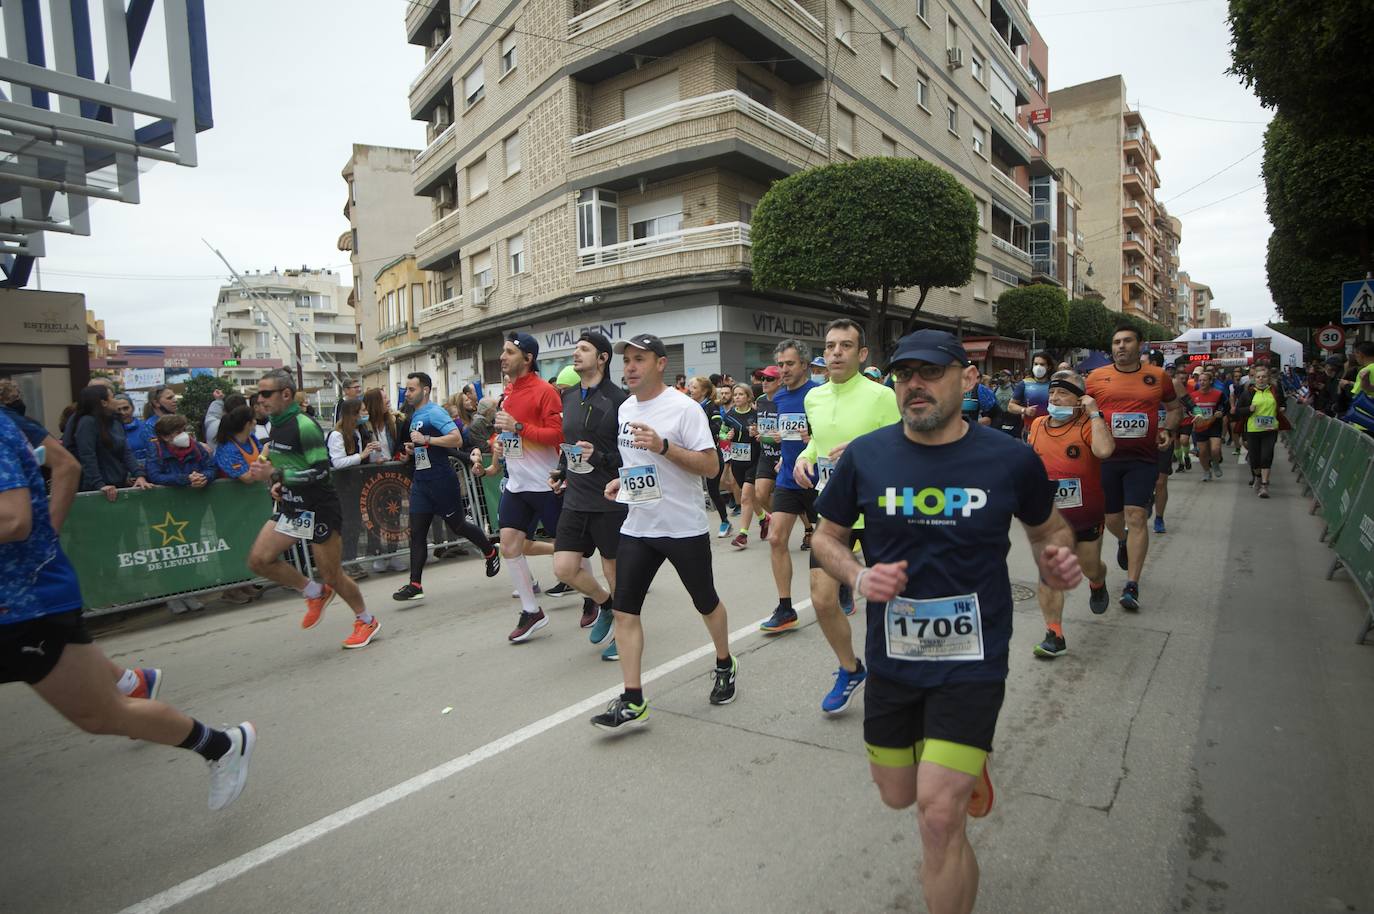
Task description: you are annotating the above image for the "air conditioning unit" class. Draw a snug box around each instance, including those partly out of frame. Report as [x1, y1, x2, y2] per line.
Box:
[947, 47, 964, 69]
[436, 184, 454, 208]
[471, 286, 489, 307]
[433, 104, 451, 128]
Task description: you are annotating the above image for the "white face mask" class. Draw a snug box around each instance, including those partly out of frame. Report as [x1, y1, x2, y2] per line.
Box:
[1032, 364, 1048, 379]
[171, 432, 192, 448]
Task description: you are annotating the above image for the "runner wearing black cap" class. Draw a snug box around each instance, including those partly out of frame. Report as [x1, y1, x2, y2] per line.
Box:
[748, 366, 782, 543]
[591, 334, 737, 731]
[812, 329, 1082, 914]
[549, 331, 624, 658]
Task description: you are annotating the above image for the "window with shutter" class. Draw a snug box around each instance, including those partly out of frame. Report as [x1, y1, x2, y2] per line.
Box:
[622, 72, 680, 120]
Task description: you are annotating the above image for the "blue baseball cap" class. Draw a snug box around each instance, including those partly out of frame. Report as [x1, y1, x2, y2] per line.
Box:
[886, 329, 971, 369]
[810, 357, 827, 368]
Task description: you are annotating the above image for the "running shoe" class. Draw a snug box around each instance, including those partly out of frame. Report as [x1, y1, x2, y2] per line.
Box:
[484, 548, 501, 577]
[1120, 583, 1140, 612]
[1202, 470, 1212, 482]
[717, 521, 732, 538]
[1184, 456, 1192, 470]
[730, 532, 749, 550]
[758, 513, 771, 543]
[1088, 585, 1109, 615]
[590, 606, 614, 645]
[821, 662, 866, 714]
[730, 504, 742, 517]
[342, 616, 381, 649]
[392, 583, 424, 602]
[1248, 474, 1256, 487]
[1213, 463, 1222, 478]
[709, 656, 738, 705]
[839, 583, 856, 617]
[800, 531, 813, 550]
[546, 581, 576, 598]
[1033, 631, 1067, 659]
[508, 609, 548, 643]
[601, 639, 619, 661]
[207, 722, 256, 811]
[1116, 538, 1128, 571]
[968, 761, 995, 818]
[580, 598, 598, 629]
[1259, 484, 1270, 499]
[302, 585, 336, 630]
[590, 696, 647, 732]
[511, 581, 543, 598]
[1153, 517, 1166, 535]
[759, 606, 799, 633]
[129, 668, 162, 701]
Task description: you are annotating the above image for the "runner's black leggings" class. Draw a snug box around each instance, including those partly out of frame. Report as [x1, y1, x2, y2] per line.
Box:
[409, 511, 492, 584]
[1245, 430, 1278, 473]
[706, 455, 729, 523]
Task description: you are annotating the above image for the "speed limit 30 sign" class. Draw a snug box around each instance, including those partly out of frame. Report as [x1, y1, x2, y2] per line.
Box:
[1317, 324, 1345, 351]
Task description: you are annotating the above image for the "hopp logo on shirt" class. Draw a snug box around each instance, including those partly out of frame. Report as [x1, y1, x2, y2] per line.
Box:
[879, 486, 988, 518]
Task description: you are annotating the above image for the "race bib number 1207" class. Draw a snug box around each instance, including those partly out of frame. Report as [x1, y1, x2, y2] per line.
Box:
[1053, 477, 1082, 509]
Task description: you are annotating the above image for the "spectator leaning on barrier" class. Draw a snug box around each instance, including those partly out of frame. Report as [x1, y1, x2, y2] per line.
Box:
[326, 400, 382, 469]
[145, 414, 214, 489]
[362, 387, 403, 461]
[213, 405, 272, 484]
[113, 394, 152, 467]
[65, 385, 151, 501]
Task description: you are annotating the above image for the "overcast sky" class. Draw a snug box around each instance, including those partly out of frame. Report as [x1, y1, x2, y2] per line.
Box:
[39, 0, 1272, 346]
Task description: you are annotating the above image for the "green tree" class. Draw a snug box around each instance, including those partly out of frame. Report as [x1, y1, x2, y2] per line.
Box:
[1057, 298, 1118, 351]
[1262, 115, 1374, 267]
[1227, 0, 1374, 133]
[1266, 227, 1356, 327]
[995, 284, 1069, 352]
[178, 374, 237, 437]
[751, 157, 978, 356]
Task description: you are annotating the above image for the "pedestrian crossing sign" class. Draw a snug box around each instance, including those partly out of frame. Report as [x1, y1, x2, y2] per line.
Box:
[1342, 279, 1374, 325]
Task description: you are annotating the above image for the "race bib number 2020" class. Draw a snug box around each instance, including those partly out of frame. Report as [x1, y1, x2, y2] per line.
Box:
[1110, 412, 1149, 439]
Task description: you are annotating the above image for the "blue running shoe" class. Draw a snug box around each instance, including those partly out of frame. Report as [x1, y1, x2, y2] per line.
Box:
[601, 639, 619, 661]
[589, 606, 614, 645]
[839, 583, 855, 617]
[1120, 583, 1140, 612]
[821, 662, 867, 714]
[759, 606, 798, 634]
[1153, 517, 1166, 535]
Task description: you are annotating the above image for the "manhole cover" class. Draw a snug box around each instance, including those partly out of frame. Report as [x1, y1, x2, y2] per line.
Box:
[1011, 583, 1037, 602]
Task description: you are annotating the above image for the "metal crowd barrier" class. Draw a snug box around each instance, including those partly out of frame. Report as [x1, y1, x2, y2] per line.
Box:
[1284, 403, 1374, 643]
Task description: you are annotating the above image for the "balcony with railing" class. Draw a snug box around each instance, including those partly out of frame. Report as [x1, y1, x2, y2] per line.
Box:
[569, 90, 825, 183]
[408, 35, 453, 118]
[567, 0, 824, 84]
[1122, 231, 1149, 254]
[416, 210, 462, 272]
[986, 25, 1034, 98]
[990, 166, 1031, 212]
[412, 123, 457, 195]
[417, 294, 461, 326]
[991, 234, 1032, 264]
[577, 220, 750, 271]
[1122, 198, 1149, 228]
[1122, 165, 1146, 192]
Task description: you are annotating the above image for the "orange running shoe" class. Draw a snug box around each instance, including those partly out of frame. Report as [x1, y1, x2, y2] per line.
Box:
[301, 585, 336, 630]
[968, 761, 995, 818]
[342, 615, 381, 649]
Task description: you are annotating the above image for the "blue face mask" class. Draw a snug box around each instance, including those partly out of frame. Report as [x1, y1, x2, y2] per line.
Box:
[1047, 404, 1077, 421]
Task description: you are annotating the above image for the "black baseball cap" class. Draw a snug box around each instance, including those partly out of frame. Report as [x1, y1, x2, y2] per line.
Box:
[613, 333, 667, 358]
[577, 331, 612, 359]
[506, 331, 540, 361]
[886, 329, 971, 369]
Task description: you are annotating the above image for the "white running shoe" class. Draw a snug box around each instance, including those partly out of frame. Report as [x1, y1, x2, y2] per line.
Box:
[207, 722, 257, 811]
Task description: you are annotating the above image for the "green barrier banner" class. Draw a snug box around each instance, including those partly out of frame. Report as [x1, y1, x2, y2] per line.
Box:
[1332, 474, 1374, 603]
[1319, 425, 1373, 536]
[61, 479, 271, 611]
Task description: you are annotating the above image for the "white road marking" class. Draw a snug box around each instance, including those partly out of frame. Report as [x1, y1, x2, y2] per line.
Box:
[119, 600, 815, 913]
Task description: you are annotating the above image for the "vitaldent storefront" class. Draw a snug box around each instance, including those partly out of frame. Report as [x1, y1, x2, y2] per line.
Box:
[510, 296, 833, 387]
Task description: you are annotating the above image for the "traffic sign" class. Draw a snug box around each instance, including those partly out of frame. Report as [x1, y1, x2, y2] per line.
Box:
[1341, 279, 1374, 325]
[1316, 324, 1345, 351]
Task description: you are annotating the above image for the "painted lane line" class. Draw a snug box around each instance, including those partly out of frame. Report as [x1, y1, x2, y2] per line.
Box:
[119, 600, 814, 914]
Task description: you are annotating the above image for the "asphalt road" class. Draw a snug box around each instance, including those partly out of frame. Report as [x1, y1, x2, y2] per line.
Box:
[2, 451, 1371, 914]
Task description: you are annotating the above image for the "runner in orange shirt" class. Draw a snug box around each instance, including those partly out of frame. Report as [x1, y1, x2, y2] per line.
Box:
[1027, 370, 1116, 657]
[1190, 369, 1225, 481]
[1085, 325, 1183, 612]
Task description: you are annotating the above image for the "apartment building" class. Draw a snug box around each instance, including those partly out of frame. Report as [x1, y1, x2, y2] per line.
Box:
[403, 0, 1050, 384]
[1156, 204, 1182, 329]
[1044, 76, 1175, 324]
[373, 254, 435, 396]
[340, 145, 434, 388]
[1205, 308, 1230, 329]
[86, 309, 117, 359]
[1190, 281, 1213, 329]
[210, 267, 357, 401]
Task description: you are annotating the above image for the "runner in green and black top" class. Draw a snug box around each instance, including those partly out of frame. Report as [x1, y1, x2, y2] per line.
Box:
[721, 385, 759, 549]
[246, 370, 381, 650]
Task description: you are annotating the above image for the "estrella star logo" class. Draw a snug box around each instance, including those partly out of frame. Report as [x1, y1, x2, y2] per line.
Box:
[151, 511, 189, 546]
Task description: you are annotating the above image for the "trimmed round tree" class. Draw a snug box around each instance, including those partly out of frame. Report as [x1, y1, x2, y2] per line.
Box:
[995, 283, 1069, 354]
[1266, 227, 1357, 327]
[1057, 298, 1118, 352]
[751, 156, 978, 357]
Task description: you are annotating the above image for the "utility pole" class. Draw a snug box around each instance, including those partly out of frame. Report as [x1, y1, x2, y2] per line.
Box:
[294, 333, 304, 392]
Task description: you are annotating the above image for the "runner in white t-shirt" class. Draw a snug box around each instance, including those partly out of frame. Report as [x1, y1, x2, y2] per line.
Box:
[590, 334, 738, 732]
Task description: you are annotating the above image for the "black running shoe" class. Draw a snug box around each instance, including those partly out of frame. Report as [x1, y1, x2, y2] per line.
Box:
[484, 549, 501, 578]
[1089, 586, 1109, 615]
[590, 696, 648, 732]
[546, 581, 576, 597]
[392, 583, 424, 602]
[709, 656, 738, 705]
[1033, 631, 1066, 658]
[1116, 537, 1128, 571]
